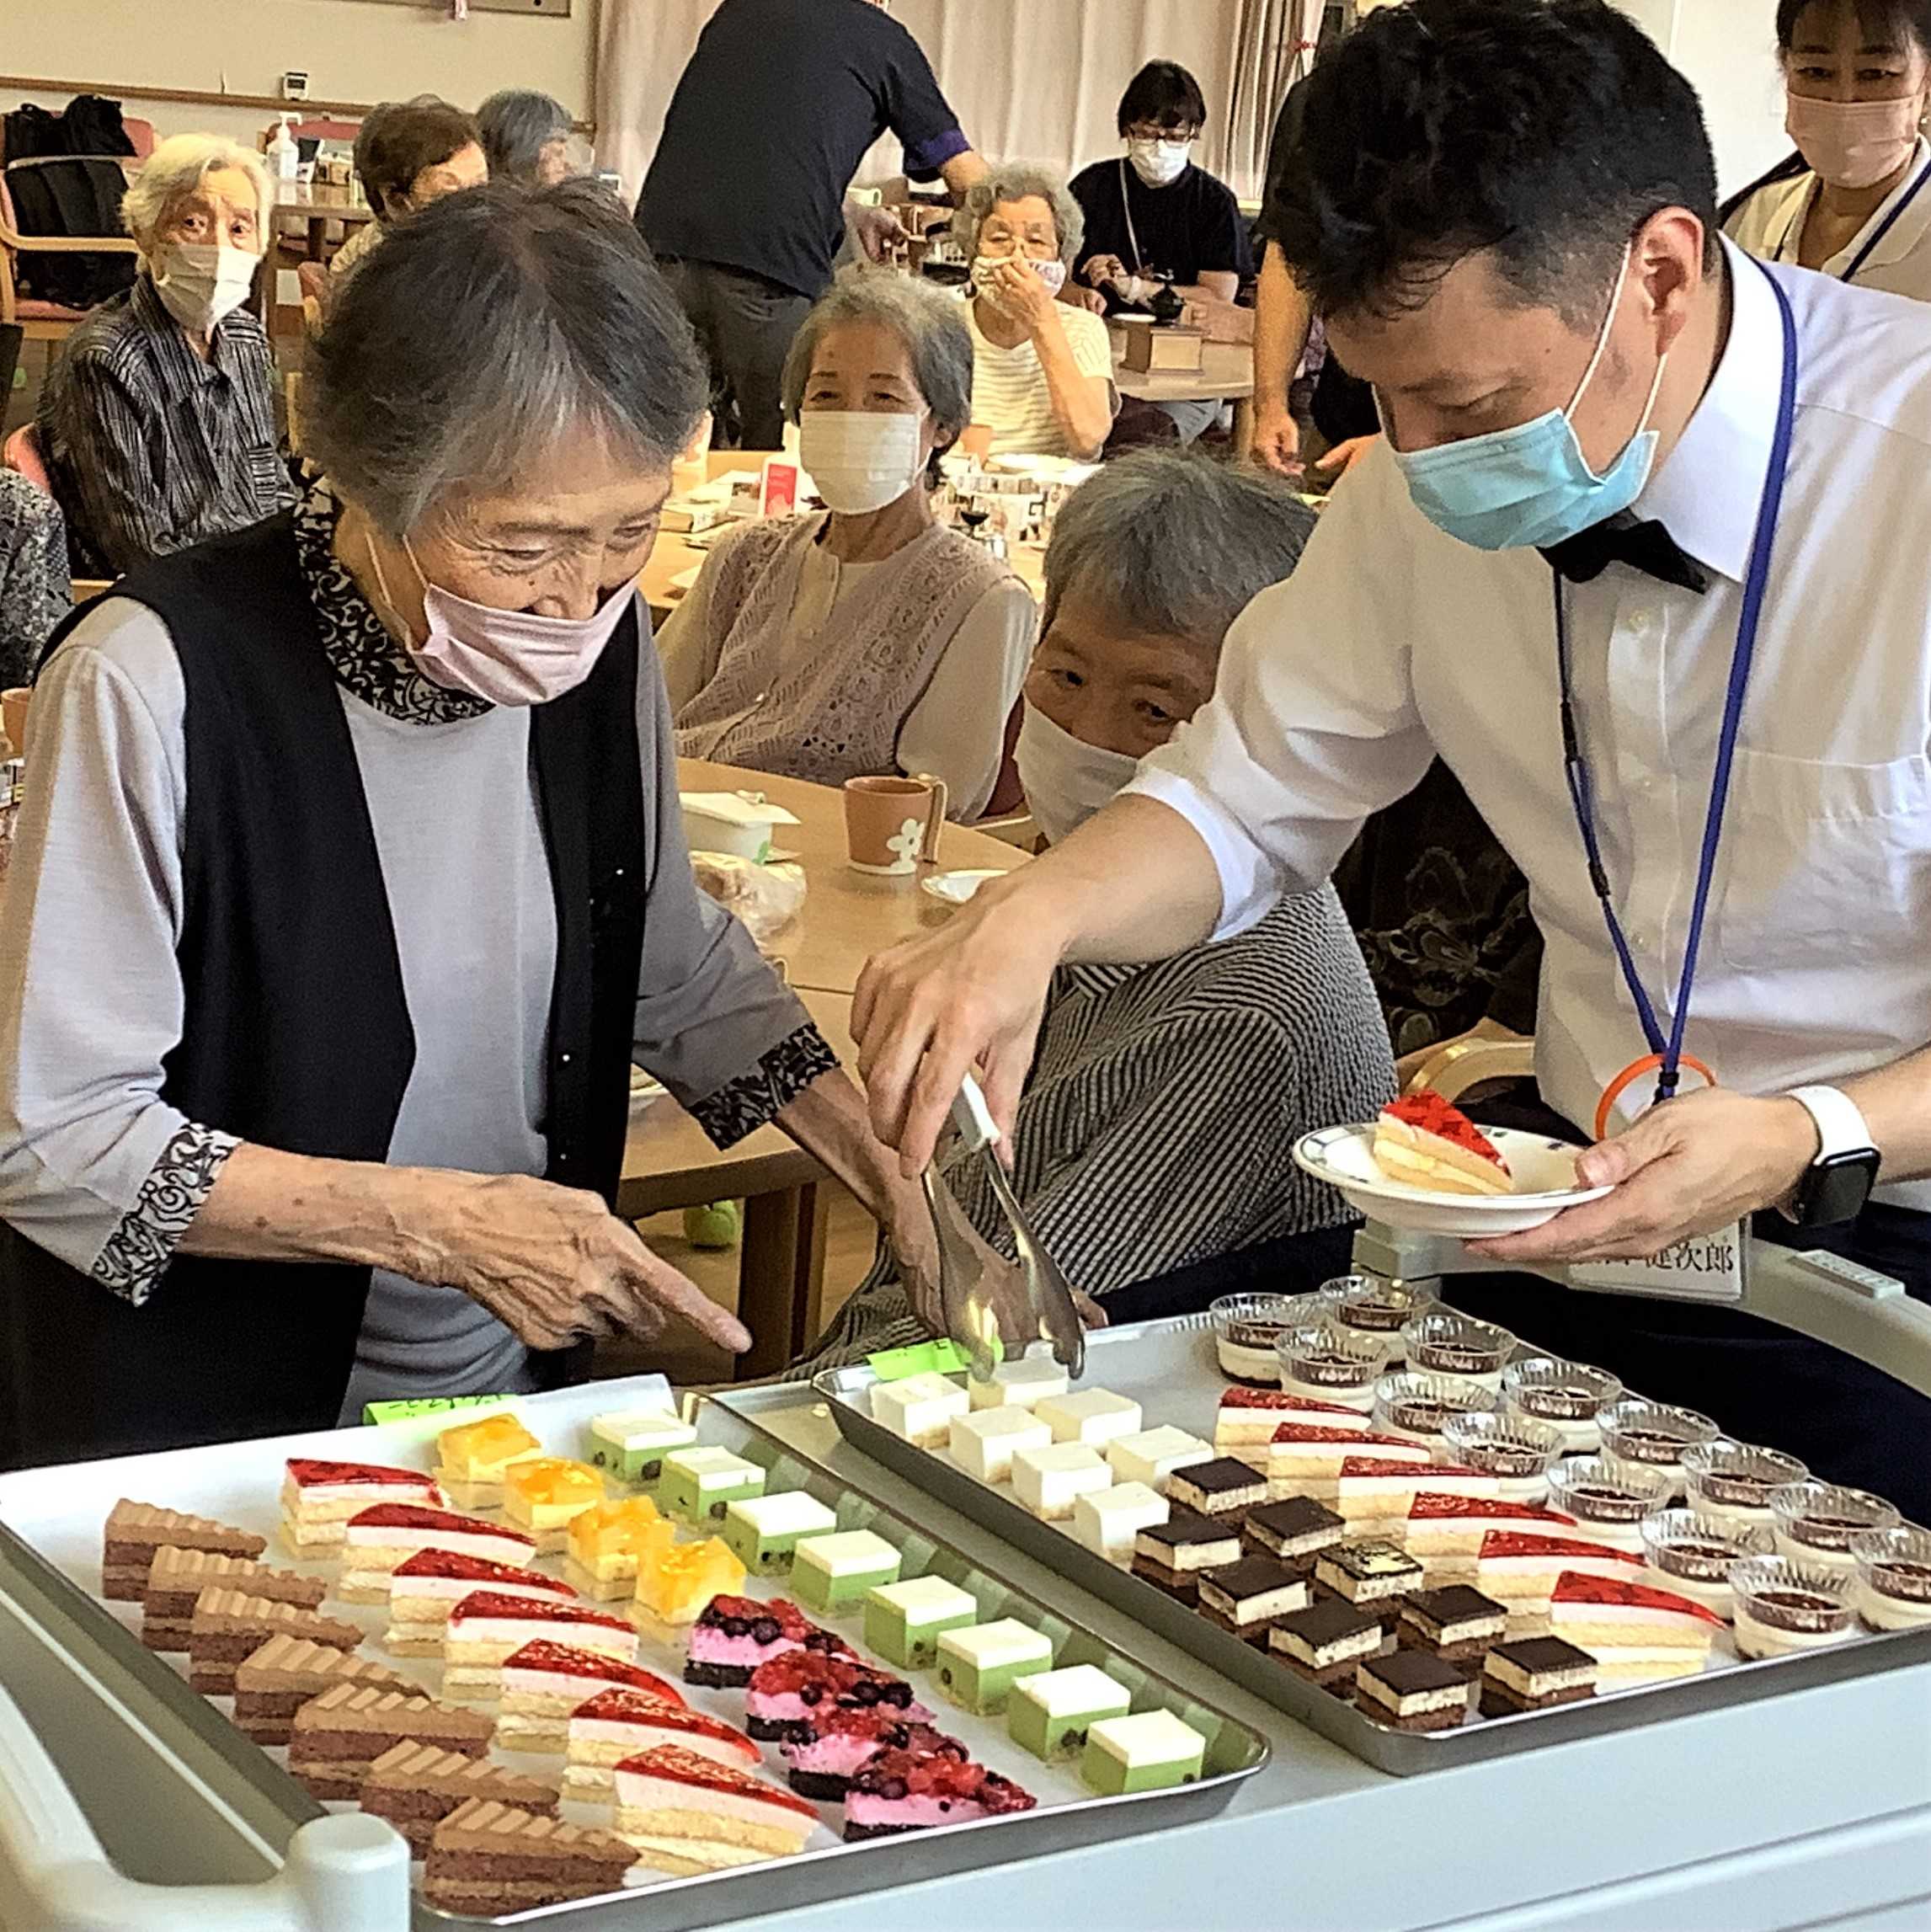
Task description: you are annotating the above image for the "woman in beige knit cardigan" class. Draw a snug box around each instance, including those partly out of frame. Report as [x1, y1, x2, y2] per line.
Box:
[659, 273, 1036, 820]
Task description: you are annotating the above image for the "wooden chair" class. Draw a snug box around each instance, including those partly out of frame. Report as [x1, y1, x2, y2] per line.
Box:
[0, 172, 137, 344]
[2, 422, 51, 492]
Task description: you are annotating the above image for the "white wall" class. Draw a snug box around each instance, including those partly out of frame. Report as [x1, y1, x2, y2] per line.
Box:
[0, 0, 595, 151]
[1629, 0, 1790, 198]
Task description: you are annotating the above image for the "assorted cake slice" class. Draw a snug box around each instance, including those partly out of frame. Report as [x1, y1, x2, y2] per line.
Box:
[280, 1459, 442, 1555]
[423, 1799, 637, 1913]
[141, 1547, 323, 1652]
[1370, 1092, 1512, 1197]
[612, 1744, 819, 1861]
[844, 1746, 1036, 1841]
[1078, 1710, 1206, 1795]
[1545, 1571, 1721, 1681]
[584, 1409, 696, 1488]
[339, 1503, 537, 1604]
[685, 1595, 852, 1689]
[631, 1534, 749, 1628]
[563, 1497, 672, 1602]
[103, 1500, 264, 1601]
[1475, 1530, 1646, 1614]
[780, 1708, 966, 1801]
[1480, 1636, 1598, 1715]
[445, 1592, 638, 1701]
[288, 1680, 494, 1801]
[186, 1587, 364, 1696]
[1131, 1509, 1243, 1605]
[1398, 1495, 1590, 1573]
[499, 1641, 686, 1754]
[744, 1651, 929, 1744]
[1214, 1389, 1372, 1454]
[502, 1459, 607, 1554]
[232, 1636, 410, 1748]
[563, 1689, 761, 1805]
[1353, 1650, 1473, 1733]
[385, 1550, 579, 1657]
[360, 1739, 557, 1851]
[718, 1492, 840, 1577]
[434, 1411, 546, 1513]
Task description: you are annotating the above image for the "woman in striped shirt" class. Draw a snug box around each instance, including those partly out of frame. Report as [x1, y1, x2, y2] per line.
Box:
[795, 450, 1394, 1370]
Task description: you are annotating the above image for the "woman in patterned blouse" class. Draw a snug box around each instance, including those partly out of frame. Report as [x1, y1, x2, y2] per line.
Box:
[0, 181, 950, 1461]
[798, 451, 1395, 1371]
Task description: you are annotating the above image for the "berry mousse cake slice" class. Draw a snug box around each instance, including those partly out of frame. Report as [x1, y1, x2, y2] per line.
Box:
[685, 1594, 854, 1688]
[744, 1650, 930, 1743]
[780, 1708, 967, 1801]
[843, 1747, 1036, 1841]
[1371, 1094, 1514, 1197]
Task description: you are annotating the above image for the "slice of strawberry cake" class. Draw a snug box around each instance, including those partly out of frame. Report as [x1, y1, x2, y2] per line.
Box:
[1215, 1390, 1374, 1453]
[385, 1550, 578, 1657]
[444, 1592, 637, 1700]
[564, 1689, 760, 1805]
[1547, 1571, 1721, 1682]
[1371, 1095, 1513, 1198]
[339, 1504, 537, 1604]
[498, 1641, 685, 1753]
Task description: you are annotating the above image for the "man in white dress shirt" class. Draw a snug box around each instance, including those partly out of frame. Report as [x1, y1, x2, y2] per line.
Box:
[851, 0, 1931, 1510]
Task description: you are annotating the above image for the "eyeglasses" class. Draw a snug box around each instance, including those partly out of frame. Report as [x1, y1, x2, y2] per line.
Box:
[1124, 124, 1198, 144]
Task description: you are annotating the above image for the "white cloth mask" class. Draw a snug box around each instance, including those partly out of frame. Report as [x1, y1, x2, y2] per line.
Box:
[150, 243, 259, 335]
[1128, 138, 1191, 189]
[1016, 702, 1143, 843]
[973, 254, 1069, 311]
[797, 409, 928, 515]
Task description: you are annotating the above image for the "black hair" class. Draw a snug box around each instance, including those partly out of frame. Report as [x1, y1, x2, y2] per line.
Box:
[1774, 0, 1931, 52]
[1272, 0, 1719, 322]
[1118, 61, 1209, 136]
[354, 95, 482, 223]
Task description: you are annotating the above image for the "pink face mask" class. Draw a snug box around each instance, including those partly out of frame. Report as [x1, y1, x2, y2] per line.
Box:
[1786, 90, 1926, 190]
[371, 538, 633, 707]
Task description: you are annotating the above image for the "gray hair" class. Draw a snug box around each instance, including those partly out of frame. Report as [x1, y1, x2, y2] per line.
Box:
[955, 163, 1086, 267]
[1044, 449, 1316, 646]
[306, 179, 707, 539]
[780, 270, 974, 467]
[121, 133, 271, 261]
[477, 89, 573, 183]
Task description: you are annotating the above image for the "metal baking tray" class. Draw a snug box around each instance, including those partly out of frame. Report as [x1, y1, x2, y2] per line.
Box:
[0, 1380, 1267, 1929]
[808, 1311, 1931, 1776]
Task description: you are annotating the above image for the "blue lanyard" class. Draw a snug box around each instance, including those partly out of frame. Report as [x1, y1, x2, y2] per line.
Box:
[1554, 261, 1800, 1112]
[1840, 152, 1931, 282]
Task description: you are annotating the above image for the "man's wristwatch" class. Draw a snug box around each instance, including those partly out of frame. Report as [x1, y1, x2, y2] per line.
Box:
[1782, 1085, 1881, 1228]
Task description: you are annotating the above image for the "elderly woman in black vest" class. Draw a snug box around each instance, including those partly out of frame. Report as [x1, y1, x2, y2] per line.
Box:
[0, 181, 941, 1465]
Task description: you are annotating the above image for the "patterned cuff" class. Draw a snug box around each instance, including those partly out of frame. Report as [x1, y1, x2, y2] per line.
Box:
[688, 1024, 839, 1150]
[91, 1123, 240, 1306]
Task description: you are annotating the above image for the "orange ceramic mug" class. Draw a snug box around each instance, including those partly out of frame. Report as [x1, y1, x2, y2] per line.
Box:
[844, 773, 947, 875]
[1, 688, 29, 758]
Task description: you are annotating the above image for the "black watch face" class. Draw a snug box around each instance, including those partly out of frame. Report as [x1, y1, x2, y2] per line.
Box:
[1800, 1150, 1880, 1227]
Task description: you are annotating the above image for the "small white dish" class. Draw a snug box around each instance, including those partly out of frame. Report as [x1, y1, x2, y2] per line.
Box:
[920, 868, 1006, 908]
[630, 1065, 669, 1113]
[1291, 1122, 1611, 1236]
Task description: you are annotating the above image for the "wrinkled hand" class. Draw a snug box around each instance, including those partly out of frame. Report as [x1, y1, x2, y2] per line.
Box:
[1062, 282, 1108, 315]
[1082, 252, 1128, 291]
[1468, 1089, 1820, 1266]
[984, 258, 1061, 333]
[413, 1171, 751, 1354]
[855, 884, 1059, 1173]
[849, 202, 909, 264]
[1311, 434, 1379, 485]
[1251, 397, 1302, 477]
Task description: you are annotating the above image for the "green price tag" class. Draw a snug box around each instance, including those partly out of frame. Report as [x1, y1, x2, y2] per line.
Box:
[866, 1340, 968, 1382]
[362, 1395, 515, 1426]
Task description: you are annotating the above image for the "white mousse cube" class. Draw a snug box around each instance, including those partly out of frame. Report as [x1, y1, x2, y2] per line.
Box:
[967, 1357, 1071, 1412]
[1037, 1389, 1143, 1448]
[1073, 1482, 1170, 1561]
[1012, 1443, 1112, 1520]
[950, 1406, 1053, 1483]
[1107, 1426, 1214, 1492]
[870, 1372, 970, 1449]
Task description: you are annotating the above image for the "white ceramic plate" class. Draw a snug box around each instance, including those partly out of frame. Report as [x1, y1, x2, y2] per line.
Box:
[920, 867, 1006, 908]
[1292, 1122, 1612, 1236]
[630, 1065, 669, 1113]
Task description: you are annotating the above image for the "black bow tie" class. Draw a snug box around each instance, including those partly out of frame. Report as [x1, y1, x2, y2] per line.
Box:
[1541, 512, 1709, 595]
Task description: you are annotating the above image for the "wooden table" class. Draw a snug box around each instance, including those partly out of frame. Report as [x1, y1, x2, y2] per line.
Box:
[1110, 330, 1257, 456]
[272, 181, 376, 261]
[619, 763, 1028, 1375]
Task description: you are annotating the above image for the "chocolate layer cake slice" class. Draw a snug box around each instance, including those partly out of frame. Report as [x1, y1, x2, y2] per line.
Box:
[288, 1680, 494, 1801]
[103, 1500, 264, 1601]
[232, 1636, 409, 1747]
[143, 1547, 325, 1653]
[187, 1586, 363, 1696]
[361, 1740, 557, 1852]
[424, 1799, 637, 1913]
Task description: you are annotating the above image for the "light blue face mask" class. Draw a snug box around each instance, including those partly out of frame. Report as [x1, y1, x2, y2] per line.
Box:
[1388, 248, 1669, 552]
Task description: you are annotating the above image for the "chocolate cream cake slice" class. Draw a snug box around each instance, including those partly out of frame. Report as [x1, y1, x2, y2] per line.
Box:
[360, 1741, 557, 1852]
[288, 1680, 494, 1801]
[143, 1547, 325, 1652]
[102, 1499, 264, 1601]
[232, 1635, 410, 1747]
[187, 1587, 363, 1696]
[424, 1800, 637, 1913]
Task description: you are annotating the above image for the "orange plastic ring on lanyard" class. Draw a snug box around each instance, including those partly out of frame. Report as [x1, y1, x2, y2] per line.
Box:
[1594, 1054, 1718, 1144]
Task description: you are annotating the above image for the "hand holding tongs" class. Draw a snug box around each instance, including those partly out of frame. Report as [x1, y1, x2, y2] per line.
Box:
[921, 1072, 1085, 1381]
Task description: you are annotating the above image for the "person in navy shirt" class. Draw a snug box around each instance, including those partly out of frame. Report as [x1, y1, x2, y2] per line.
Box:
[635, 0, 987, 448]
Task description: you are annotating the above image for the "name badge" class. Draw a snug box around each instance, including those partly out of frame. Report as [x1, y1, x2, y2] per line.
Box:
[1566, 1221, 1746, 1304]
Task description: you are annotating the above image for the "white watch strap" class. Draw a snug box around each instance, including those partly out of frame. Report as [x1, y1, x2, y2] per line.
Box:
[1786, 1085, 1877, 1164]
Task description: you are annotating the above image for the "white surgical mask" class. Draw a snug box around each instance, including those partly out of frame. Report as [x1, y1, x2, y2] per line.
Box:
[1127, 137, 1191, 189]
[797, 409, 928, 515]
[150, 242, 259, 335]
[972, 254, 1069, 310]
[1015, 702, 1143, 844]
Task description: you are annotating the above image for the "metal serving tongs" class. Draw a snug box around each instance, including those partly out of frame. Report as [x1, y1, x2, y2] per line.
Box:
[922, 1071, 1086, 1382]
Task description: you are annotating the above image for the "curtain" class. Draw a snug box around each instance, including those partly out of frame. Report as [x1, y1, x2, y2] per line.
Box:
[1224, 0, 1318, 195]
[595, 0, 1293, 207]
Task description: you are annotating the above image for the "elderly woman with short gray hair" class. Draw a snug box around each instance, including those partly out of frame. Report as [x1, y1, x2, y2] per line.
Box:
[660, 270, 1035, 819]
[35, 131, 292, 576]
[798, 449, 1393, 1370]
[477, 89, 578, 186]
[957, 163, 1117, 459]
[0, 182, 944, 1465]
